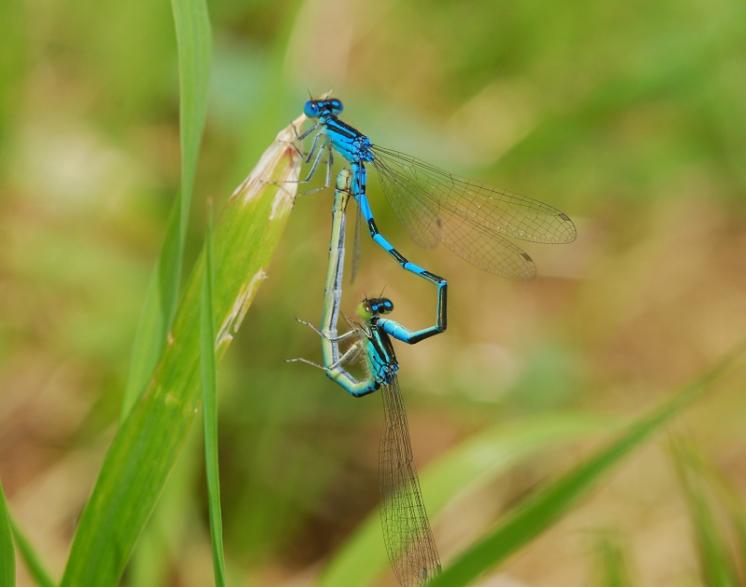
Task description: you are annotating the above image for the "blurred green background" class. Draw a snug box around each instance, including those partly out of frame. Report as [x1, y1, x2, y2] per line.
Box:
[2, 0, 746, 584]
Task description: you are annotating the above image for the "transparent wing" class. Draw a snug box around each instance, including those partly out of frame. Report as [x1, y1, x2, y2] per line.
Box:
[371, 145, 576, 278]
[379, 378, 441, 586]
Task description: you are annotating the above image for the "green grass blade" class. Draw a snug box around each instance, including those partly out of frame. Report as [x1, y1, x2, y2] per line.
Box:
[120, 0, 212, 419]
[699, 457, 746, 581]
[10, 521, 54, 587]
[120, 275, 165, 420]
[672, 444, 739, 587]
[61, 119, 304, 587]
[321, 412, 611, 587]
[427, 342, 745, 587]
[0, 482, 14, 587]
[593, 531, 635, 587]
[126, 445, 197, 586]
[201, 199, 226, 586]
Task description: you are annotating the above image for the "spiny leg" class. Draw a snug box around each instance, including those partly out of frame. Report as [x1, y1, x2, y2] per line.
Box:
[301, 145, 335, 196]
[286, 356, 326, 370]
[282, 121, 319, 159]
[303, 132, 323, 164]
[287, 342, 360, 371]
[290, 341, 377, 398]
[281, 139, 334, 196]
[295, 317, 359, 343]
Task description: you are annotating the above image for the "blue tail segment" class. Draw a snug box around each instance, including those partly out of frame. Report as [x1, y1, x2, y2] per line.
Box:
[350, 163, 447, 341]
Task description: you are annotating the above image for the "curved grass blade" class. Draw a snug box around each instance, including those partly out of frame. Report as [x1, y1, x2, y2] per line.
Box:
[592, 531, 635, 587]
[694, 451, 746, 582]
[672, 443, 739, 587]
[427, 342, 746, 587]
[200, 200, 226, 586]
[320, 412, 610, 587]
[120, 0, 212, 420]
[0, 482, 14, 587]
[61, 118, 304, 587]
[10, 520, 54, 587]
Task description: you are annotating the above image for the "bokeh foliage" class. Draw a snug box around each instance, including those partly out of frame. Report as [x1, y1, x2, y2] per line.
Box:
[1, 0, 746, 585]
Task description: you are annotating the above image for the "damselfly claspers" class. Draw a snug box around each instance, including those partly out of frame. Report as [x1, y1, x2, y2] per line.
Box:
[291, 169, 443, 586]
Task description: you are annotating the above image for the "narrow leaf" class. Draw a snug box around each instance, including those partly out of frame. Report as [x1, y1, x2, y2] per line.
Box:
[120, 0, 212, 419]
[126, 447, 197, 586]
[10, 521, 55, 587]
[121, 276, 164, 419]
[0, 482, 14, 587]
[427, 342, 745, 587]
[673, 444, 739, 587]
[201, 200, 226, 586]
[700, 458, 746, 582]
[61, 118, 304, 587]
[593, 531, 635, 587]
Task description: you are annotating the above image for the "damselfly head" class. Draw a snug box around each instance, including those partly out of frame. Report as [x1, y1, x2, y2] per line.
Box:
[303, 98, 344, 118]
[359, 297, 394, 319]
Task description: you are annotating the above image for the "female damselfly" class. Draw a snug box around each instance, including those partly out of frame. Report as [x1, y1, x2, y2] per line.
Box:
[291, 169, 443, 586]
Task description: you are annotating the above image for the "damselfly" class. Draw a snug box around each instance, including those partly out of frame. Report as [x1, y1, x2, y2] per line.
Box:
[291, 169, 443, 586]
[298, 97, 576, 283]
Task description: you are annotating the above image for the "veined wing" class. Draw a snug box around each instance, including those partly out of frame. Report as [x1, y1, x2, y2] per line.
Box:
[371, 145, 575, 278]
[379, 378, 441, 586]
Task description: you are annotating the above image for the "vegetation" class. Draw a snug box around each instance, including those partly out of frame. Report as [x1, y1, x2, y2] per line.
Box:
[1, 0, 745, 585]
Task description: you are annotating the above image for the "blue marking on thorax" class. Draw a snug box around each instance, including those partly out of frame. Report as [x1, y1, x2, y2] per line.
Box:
[321, 116, 374, 164]
[366, 340, 389, 382]
[365, 328, 399, 385]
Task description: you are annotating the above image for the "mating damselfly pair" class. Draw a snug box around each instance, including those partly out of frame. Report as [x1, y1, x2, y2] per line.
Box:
[290, 98, 576, 586]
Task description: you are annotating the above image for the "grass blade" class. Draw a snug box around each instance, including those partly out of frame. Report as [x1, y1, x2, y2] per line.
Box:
[201, 199, 226, 586]
[10, 521, 54, 587]
[427, 343, 745, 587]
[120, 0, 212, 419]
[321, 413, 610, 587]
[0, 482, 14, 587]
[672, 444, 739, 587]
[121, 276, 165, 419]
[61, 119, 304, 587]
[592, 531, 635, 587]
[700, 458, 746, 582]
[126, 446, 197, 586]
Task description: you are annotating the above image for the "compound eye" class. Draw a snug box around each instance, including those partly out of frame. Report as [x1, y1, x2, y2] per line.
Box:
[330, 99, 344, 114]
[303, 100, 320, 117]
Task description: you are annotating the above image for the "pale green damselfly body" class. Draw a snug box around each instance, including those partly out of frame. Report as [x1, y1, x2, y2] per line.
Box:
[292, 169, 443, 585]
